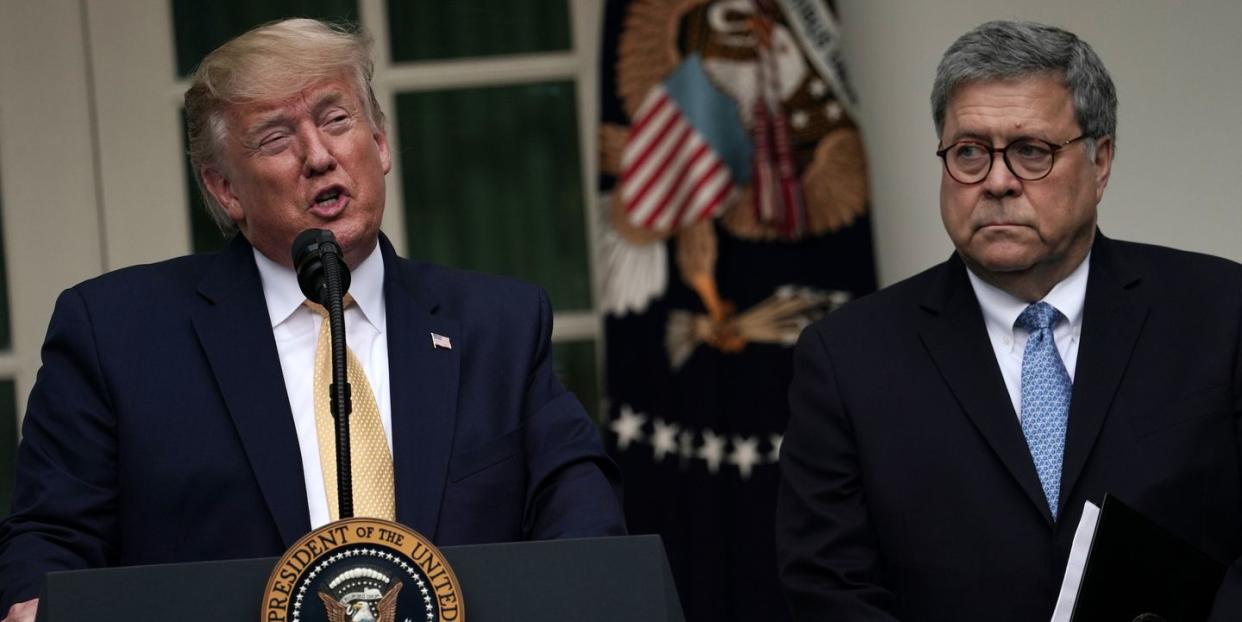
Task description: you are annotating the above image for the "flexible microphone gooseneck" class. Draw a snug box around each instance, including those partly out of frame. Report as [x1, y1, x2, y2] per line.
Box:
[291, 228, 354, 520]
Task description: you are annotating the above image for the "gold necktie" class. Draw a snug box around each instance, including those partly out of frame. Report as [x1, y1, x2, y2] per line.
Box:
[306, 297, 395, 521]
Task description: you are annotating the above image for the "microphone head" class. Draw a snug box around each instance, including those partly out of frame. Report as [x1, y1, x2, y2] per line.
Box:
[291, 229, 350, 304]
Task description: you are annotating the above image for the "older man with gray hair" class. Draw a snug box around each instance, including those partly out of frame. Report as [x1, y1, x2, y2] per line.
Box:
[777, 20, 1242, 621]
[0, 18, 624, 621]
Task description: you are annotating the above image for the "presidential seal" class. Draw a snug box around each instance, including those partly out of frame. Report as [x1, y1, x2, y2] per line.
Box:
[262, 518, 463, 622]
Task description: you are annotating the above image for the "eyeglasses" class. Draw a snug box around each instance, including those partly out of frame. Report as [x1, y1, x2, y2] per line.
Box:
[936, 135, 1090, 184]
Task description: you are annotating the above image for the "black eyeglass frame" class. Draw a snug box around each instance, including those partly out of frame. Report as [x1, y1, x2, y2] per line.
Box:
[935, 134, 1092, 184]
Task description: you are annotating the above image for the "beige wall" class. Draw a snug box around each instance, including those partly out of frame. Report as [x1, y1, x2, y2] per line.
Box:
[0, 1, 106, 408]
[838, 0, 1242, 286]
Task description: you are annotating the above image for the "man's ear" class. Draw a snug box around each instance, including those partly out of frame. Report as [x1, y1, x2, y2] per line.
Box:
[200, 166, 245, 223]
[374, 126, 392, 175]
[1092, 136, 1114, 200]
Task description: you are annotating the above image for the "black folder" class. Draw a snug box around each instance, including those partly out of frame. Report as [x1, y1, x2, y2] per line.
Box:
[1070, 495, 1227, 622]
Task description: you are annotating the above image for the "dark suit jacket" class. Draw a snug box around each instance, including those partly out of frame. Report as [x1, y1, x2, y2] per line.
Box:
[777, 234, 1242, 621]
[0, 234, 624, 608]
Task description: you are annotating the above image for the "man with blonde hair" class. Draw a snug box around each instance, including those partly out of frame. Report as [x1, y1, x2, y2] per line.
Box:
[0, 19, 625, 621]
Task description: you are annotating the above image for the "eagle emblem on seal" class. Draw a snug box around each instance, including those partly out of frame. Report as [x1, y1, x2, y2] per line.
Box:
[318, 568, 403, 622]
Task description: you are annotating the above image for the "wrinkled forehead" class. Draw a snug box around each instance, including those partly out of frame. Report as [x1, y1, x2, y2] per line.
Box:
[222, 77, 365, 132]
[942, 74, 1075, 135]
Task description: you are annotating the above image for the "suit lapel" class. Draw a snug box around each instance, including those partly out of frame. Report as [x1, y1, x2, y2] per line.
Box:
[917, 255, 1054, 523]
[1060, 234, 1147, 507]
[191, 236, 310, 546]
[381, 238, 461, 539]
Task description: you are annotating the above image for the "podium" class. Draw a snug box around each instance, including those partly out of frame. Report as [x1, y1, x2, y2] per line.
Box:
[35, 535, 684, 622]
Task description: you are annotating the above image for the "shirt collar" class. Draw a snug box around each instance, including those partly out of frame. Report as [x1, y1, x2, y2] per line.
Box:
[1041, 253, 1089, 335]
[253, 242, 386, 332]
[965, 251, 1090, 337]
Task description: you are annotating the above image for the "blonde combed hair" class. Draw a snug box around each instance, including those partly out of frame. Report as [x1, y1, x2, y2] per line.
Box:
[184, 18, 386, 235]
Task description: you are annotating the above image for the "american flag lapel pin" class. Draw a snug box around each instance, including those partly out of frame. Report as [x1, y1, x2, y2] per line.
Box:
[430, 332, 452, 350]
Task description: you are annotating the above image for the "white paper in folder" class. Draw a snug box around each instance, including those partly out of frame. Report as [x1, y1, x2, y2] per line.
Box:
[1049, 501, 1101, 622]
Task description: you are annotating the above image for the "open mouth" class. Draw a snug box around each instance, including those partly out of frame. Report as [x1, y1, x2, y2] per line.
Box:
[309, 186, 349, 214]
[314, 187, 342, 206]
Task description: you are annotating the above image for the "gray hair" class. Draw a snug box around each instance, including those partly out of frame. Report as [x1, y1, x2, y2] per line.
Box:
[184, 19, 385, 235]
[931, 20, 1117, 152]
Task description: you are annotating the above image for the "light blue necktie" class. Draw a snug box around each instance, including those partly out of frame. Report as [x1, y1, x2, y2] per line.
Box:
[1016, 302, 1070, 519]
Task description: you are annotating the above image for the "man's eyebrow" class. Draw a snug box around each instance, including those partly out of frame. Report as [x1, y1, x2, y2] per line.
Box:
[240, 90, 353, 142]
[944, 130, 990, 144]
[945, 130, 1051, 146]
[241, 111, 292, 144]
[310, 89, 349, 114]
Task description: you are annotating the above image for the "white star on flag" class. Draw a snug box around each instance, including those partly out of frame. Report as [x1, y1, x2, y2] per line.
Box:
[698, 428, 727, 474]
[678, 429, 697, 462]
[651, 418, 681, 462]
[610, 405, 647, 450]
[728, 435, 762, 479]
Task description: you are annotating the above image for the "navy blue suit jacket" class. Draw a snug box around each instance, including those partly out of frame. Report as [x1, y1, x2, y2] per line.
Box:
[0, 234, 625, 608]
[777, 234, 1242, 621]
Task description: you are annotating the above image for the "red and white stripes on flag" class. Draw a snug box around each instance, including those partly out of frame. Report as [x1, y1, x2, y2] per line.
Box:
[750, 0, 806, 238]
[620, 87, 735, 233]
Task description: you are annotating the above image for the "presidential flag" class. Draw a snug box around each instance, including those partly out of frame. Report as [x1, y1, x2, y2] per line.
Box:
[598, 1, 877, 619]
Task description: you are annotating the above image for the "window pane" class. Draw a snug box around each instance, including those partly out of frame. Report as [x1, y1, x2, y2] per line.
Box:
[0, 379, 16, 517]
[171, 0, 359, 77]
[395, 82, 592, 310]
[387, 0, 570, 62]
[553, 340, 600, 424]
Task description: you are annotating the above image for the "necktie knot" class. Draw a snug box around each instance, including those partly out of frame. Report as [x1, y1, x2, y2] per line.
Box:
[303, 293, 355, 318]
[1016, 301, 1059, 333]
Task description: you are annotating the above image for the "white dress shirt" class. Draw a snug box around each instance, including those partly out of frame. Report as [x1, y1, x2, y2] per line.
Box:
[253, 244, 392, 529]
[965, 253, 1089, 420]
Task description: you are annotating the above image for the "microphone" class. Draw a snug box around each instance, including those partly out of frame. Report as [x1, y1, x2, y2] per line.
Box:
[291, 229, 351, 305]
[290, 228, 355, 520]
